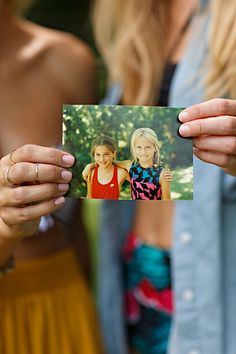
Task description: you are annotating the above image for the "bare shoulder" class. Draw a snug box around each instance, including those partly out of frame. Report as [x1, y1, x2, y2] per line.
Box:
[24, 20, 96, 102]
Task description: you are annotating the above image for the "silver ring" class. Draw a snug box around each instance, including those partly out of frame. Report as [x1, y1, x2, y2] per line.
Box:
[5, 166, 17, 187]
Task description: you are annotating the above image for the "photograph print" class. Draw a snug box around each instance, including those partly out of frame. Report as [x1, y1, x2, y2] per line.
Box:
[63, 104, 193, 200]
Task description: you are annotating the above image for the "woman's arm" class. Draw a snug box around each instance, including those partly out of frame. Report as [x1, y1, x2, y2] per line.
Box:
[160, 171, 171, 200]
[179, 98, 236, 176]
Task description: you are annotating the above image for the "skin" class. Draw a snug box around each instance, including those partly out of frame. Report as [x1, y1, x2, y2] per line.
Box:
[86, 145, 129, 199]
[179, 98, 236, 177]
[0, 1, 96, 269]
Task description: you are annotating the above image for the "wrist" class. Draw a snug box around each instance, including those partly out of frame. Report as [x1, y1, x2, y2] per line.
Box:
[0, 219, 38, 267]
[0, 218, 24, 242]
[0, 217, 40, 241]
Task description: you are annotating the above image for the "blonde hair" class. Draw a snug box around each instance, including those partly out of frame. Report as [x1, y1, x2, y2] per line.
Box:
[91, 135, 117, 158]
[130, 128, 160, 165]
[93, 0, 236, 104]
[206, 0, 236, 99]
[93, 0, 169, 105]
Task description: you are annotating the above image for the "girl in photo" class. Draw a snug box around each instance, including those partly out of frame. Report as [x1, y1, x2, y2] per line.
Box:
[85, 135, 129, 200]
[117, 127, 171, 200]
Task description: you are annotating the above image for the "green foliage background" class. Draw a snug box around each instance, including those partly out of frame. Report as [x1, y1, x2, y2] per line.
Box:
[63, 105, 193, 200]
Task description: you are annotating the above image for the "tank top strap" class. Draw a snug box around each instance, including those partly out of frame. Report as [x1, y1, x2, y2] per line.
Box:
[91, 166, 99, 187]
[112, 164, 118, 181]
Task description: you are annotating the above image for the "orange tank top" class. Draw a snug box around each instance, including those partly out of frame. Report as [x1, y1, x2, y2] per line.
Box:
[91, 165, 120, 200]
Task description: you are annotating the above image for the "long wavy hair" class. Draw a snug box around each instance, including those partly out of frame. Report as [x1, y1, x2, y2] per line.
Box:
[206, 0, 236, 99]
[93, 0, 236, 104]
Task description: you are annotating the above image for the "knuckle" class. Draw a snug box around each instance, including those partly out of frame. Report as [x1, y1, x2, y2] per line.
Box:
[17, 207, 30, 223]
[226, 117, 236, 133]
[47, 149, 57, 161]
[198, 121, 204, 135]
[227, 137, 236, 153]
[47, 167, 59, 181]
[0, 157, 5, 171]
[12, 187, 27, 204]
[0, 208, 7, 222]
[0, 209, 14, 227]
[21, 144, 35, 158]
[192, 104, 201, 117]
[47, 184, 58, 197]
[220, 154, 230, 168]
[14, 163, 27, 180]
[217, 99, 230, 115]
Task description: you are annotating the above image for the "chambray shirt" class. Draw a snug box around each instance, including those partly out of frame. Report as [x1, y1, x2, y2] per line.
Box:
[98, 1, 236, 354]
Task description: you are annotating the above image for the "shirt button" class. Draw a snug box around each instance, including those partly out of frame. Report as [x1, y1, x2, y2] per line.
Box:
[188, 350, 201, 354]
[182, 288, 194, 302]
[180, 231, 192, 244]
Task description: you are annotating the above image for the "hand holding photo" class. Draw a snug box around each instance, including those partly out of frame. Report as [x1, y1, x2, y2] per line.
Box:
[63, 105, 193, 200]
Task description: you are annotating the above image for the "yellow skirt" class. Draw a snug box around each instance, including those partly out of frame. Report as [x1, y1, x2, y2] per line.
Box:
[0, 248, 104, 354]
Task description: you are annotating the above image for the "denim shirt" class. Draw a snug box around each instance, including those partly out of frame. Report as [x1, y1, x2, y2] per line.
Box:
[99, 1, 236, 354]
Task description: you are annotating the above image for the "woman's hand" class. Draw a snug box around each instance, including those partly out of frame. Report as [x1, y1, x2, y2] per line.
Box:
[179, 99, 236, 176]
[0, 144, 75, 240]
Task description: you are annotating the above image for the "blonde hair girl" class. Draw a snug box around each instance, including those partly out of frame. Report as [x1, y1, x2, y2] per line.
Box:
[114, 127, 171, 200]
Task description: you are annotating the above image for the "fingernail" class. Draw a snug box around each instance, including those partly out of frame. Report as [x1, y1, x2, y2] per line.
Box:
[61, 170, 72, 181]
[179, 111, 189, 122]
[58, 183, 69, 192]
[55, 196, 65, 205]
[62, 155, 75, 165]
[179, 125, 191, 137]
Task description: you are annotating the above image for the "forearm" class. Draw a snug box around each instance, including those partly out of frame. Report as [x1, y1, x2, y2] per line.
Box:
[161, 181, 171, 200]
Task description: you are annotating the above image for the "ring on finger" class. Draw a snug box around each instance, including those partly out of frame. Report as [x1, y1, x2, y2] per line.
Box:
[5, 166, 18, 187]
[35, 163, 40, 184]
[9, 149, 17, 165]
